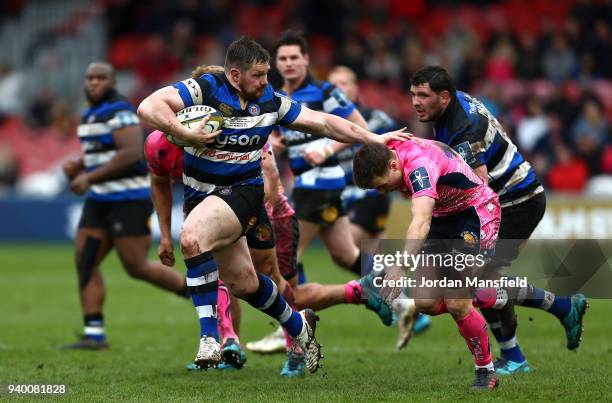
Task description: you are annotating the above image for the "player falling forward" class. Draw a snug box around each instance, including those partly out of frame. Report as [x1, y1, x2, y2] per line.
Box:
[328, 65, 432, 338]
[62, 62, 188, 350]
[138, 37, 409, 372]
[353, 139, 501, 390]
[406, 66, 588, 375]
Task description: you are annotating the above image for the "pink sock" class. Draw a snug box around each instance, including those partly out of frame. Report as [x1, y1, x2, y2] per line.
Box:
[455, 308, 492, 367]
[217, 280, 239, 344]
[344, 280, 362, 304]
[473, 288, 497, 309]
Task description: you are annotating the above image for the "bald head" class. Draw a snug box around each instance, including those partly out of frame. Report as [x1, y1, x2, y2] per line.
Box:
[84, 62, 117, 103]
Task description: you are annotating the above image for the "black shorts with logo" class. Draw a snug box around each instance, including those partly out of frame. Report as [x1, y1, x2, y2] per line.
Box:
[78, 198, 153, 237]
[183, 184, 266, 236]
[292, 187, 346, 227]
[245, 208, 276, 250]
[347, 193, 391, 234]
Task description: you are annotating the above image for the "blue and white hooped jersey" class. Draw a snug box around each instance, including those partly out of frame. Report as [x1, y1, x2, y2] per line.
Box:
[336, 105, 398, 204]
[173, 72, 301, 201]
[78, 91, 149, 201]
[434, 91, 542, 207]
[277, 75, 355, 190]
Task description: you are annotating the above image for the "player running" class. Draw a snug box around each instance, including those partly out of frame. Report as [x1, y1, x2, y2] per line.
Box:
[405, 66, 588, 375]
[353, 139, 501, 390]
[137, 37, 409, 373]
[61, 62, 188, 350]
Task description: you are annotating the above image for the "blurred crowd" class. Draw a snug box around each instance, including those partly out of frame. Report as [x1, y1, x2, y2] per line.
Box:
[0, 0, 610, 196]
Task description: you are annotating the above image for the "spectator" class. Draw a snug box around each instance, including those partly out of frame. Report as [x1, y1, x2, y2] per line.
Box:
[547, 143, 589, 193]
[571, 97, 609, 175]
[516, 98, 549, 154]
[543, 33, 577, 83]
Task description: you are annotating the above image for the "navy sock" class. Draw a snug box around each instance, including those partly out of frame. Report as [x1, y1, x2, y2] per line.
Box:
[489, 321, 526, 363]
[517, 285, 571, 320]
[185, 252, 219, 341]
[84, 313, 105, 342]
[245, 273, 303, 337]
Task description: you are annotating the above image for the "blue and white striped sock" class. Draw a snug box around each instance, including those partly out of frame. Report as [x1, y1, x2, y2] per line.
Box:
[489, 320, 526, 363]
[246, 273, 303, 337]
[84, 313, 105, 342]
[185, 251, 219, 341]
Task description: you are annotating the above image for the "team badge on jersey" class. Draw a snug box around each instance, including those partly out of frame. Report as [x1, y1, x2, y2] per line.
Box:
[454, 141, 475, 165]
[218, 103, 235, 116]
[409, 167, 431, 192]
[248, 104, 260, 116]
[256, 224, 272, 241]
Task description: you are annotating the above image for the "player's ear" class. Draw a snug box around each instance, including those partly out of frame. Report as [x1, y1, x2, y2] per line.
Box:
[303, 53, 310, 67]
[229, 67, 241, 85]
[440, 90, 451, 105]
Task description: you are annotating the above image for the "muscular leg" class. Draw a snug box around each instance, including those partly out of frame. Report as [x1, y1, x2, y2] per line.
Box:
[296, 219, 320, 262]
[320, 217, 360, 273]
[350, 224, 383, 249]
[114, 234, 186, 294]
[295, 283, 346, 311]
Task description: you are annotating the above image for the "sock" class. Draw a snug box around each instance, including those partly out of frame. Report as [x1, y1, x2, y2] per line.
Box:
[185, 251, 219, 341]
[488, 320, 526, 363]
[344, 280, 362, 304]
[245, 273, 303, 337]
[348, 252, 363, 275]
[473, 287, 508, 309]
[297, 262, 307, 285]
[455, 308, 492, 368]
[84, 313, 105, 342]
[217, 280, 238, 344]
[516, 284, 571, 320]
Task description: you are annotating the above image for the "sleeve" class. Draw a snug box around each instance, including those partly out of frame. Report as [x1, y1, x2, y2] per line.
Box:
[322, 83, 355, 118]
[404, 158, 440, 200]
[274, 92, 302, 125]
[172, 75, 212, 108]
[107, 106, 139, 130]
[452, 112, 490, 168]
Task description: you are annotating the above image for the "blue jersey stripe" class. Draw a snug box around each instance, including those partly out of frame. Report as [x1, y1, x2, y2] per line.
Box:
[81, 133, 114, 145]
[505, 168, 537, 194]
[173, 82, 194, 107]
[294, 176, 345, 190]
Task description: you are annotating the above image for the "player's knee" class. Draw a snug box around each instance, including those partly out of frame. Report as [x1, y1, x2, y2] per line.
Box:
[124, 261, 148, 280]
[414, 298, 439, 315]
[252, 250, 275, 276]
[444, 298, 471, 316]
[180, 226, 206, 257]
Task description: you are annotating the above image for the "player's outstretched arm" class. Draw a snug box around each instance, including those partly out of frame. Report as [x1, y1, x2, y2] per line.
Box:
[150, 173, 175, 266]
[288, 106, 408, 145]
[138, 86, 221, 148]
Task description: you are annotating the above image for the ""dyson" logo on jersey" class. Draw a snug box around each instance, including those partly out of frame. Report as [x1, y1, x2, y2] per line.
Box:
[215, 134, 261, 148]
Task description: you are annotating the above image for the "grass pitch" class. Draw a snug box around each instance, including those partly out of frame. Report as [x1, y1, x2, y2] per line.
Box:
[1, 243, 611, 402]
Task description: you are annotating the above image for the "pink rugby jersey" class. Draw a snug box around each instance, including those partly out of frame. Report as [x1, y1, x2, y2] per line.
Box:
[388, 139, 499, 217]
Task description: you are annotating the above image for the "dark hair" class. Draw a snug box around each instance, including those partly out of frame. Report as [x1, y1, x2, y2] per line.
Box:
[225, 37, 270, 72]
[353, 143, 393, 189]
[273, 30, 308, 56]
[410, 65, 456, 94]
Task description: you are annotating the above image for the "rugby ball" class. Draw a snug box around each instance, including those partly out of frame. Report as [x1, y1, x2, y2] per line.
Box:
[166, 105, 225, 147]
